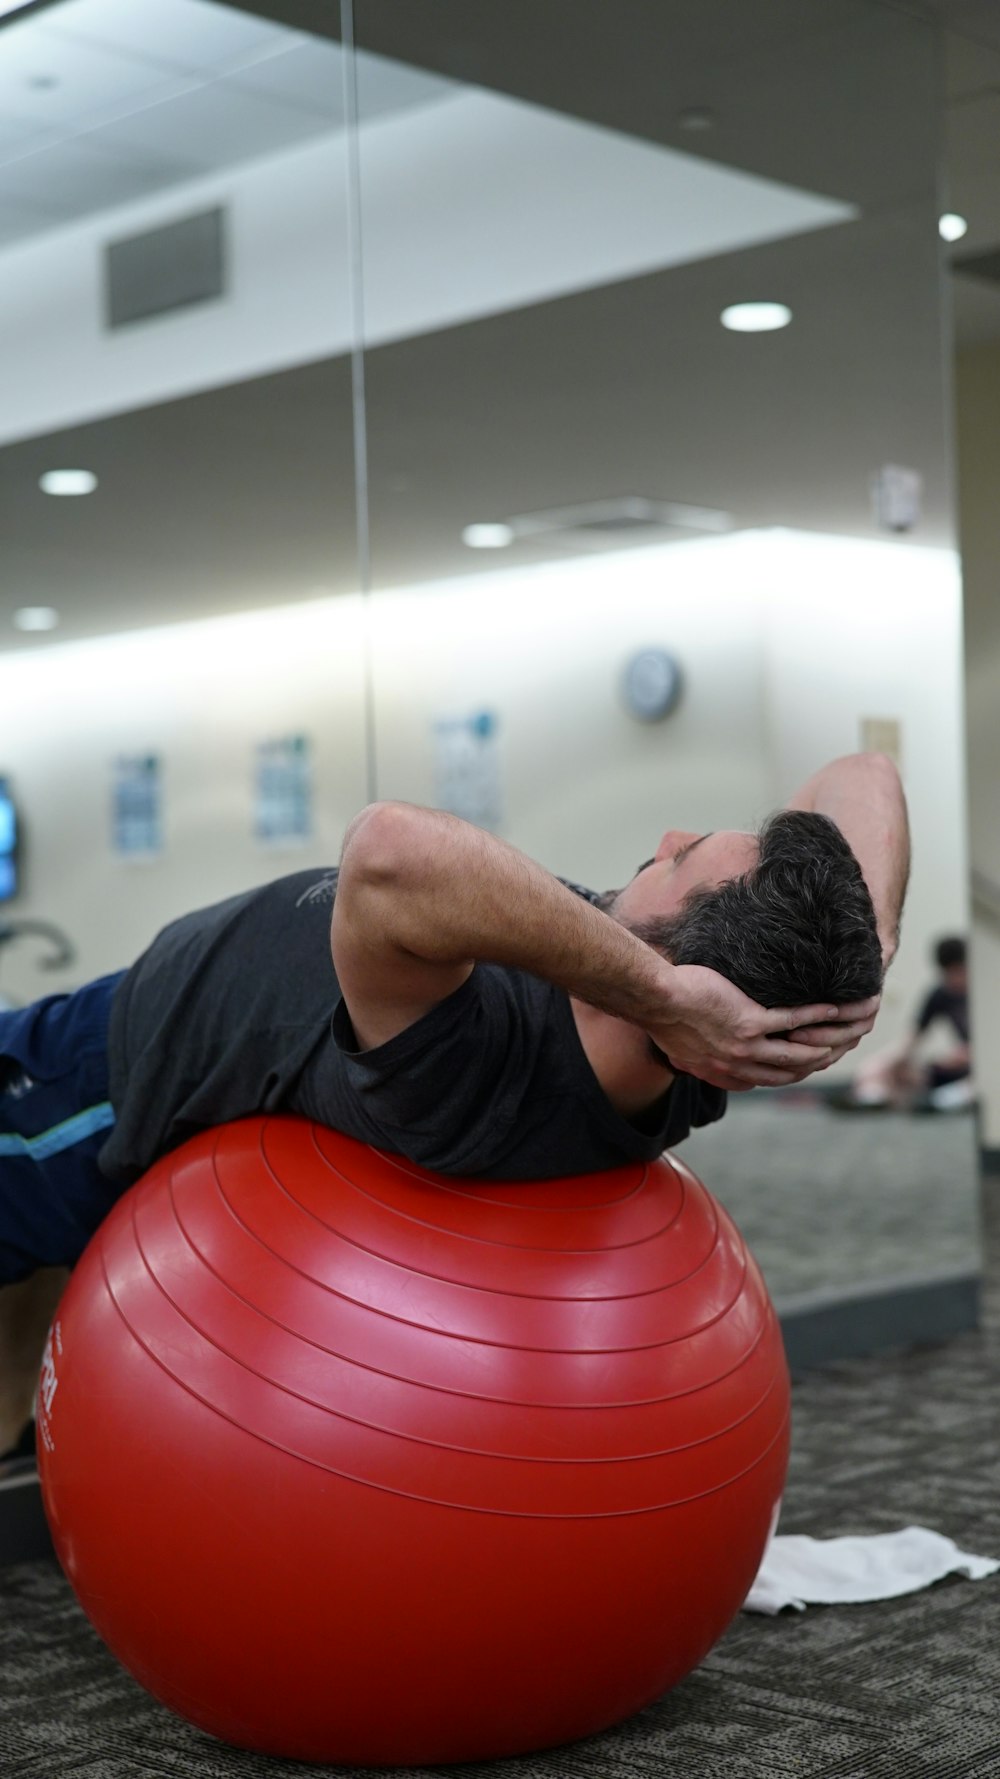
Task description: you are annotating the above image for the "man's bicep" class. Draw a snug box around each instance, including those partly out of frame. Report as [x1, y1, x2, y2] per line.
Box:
[330, 898, 473, 1050]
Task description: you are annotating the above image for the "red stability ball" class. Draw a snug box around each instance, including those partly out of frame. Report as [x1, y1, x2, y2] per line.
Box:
[38, 1116, 790, 1767]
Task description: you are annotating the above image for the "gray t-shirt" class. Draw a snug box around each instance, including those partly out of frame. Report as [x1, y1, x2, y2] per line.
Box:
[100, 866, 726, 1186]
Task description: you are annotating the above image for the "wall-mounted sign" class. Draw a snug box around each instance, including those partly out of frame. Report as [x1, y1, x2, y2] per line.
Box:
[255, 734, 313, 845]
[871, 463, 922, 534]
[0, 775, 18, 900]
[860, 716, 902, 768]
[113, 754, 163, 858]
[433, 710, 502, 830]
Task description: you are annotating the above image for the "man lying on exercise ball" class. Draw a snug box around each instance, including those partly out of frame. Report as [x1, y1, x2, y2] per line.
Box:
[0, 750, 908, 1460]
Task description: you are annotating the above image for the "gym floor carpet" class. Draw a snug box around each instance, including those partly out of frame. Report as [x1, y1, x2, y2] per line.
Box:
[1, 1158, 997, 1779]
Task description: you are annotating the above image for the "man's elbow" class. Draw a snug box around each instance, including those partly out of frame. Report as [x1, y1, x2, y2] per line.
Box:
[866, 749, 901, 773]
[340, 801, 430, 890]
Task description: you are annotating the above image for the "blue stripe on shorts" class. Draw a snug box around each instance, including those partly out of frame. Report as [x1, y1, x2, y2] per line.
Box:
[0, 972, 126, 1285]
[0, 1101, 116, 1161]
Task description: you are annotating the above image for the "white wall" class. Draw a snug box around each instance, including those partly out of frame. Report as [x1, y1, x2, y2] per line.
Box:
[0, 597, 369, 999]
[0, 529, 967, 1066]
[367, 540, 771, 891]
[759, 532, 969, 1047]
[370, 530, 967, 1056]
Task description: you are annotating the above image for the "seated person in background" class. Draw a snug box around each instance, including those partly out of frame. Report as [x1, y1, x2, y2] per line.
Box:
[0, 751, 908, 1462]
[838, 934, 971, 1112]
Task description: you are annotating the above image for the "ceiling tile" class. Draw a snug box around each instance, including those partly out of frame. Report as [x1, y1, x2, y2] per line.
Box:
[45, 0, 302, 76]
[0, 136, 197, 220]
[0, 196, 55, 247]
[0, 16, 184, 127]
[225, 41, 345, 122]
[94, 82, 336, 172]
[226, 40, 459, 129]
[354, 51, 461, 128]
[0, 111, 58, 164]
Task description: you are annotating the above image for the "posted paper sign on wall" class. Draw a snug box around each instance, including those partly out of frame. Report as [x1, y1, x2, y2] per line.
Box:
[255, 735, 313, 845]
[433, 711, 502, 831]
[112, 755, 163, 858]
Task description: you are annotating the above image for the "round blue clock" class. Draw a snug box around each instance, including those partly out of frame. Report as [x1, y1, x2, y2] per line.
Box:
[622, 648, 683, 722]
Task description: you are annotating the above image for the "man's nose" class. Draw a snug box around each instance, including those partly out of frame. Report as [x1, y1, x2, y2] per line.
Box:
[657, 829, 700, 861]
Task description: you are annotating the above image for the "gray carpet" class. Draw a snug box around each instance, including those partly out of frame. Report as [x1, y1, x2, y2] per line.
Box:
[683, 1095, 982, 1302]
[1, 1180, 997, 1779]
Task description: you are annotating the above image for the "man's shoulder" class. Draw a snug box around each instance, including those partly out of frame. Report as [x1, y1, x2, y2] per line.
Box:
[158, 867, 341, 941]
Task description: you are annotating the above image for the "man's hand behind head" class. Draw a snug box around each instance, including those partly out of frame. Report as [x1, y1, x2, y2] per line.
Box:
[646, 966, 877, 1092]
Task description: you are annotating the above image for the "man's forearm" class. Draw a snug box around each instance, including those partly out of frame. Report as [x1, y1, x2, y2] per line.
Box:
[786, 753, 910, 965]
[339, 801, 673, 1024]
[338, 802, 868, 1093]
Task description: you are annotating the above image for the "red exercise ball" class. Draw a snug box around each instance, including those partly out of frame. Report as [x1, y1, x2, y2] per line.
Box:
[38, 1116, 789, 1767]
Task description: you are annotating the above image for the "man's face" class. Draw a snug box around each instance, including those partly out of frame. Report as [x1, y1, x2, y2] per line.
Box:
[613, 829, 759, 926]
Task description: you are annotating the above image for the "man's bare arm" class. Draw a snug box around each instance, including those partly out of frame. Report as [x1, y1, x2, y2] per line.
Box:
[785, 751, 910, 967]
[332, 802, 857, 1092]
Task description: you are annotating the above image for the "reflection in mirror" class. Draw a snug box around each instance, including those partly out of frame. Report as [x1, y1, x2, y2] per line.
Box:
[0, 1, 362, 1484]
[350, 0, 980, 1330]
[0, 0, 379, 1508]
[0, 0, 365, 1004]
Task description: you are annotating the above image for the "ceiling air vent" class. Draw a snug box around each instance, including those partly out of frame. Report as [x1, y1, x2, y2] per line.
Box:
[504, 496, 733, 540]
[105, 207, 226, 329]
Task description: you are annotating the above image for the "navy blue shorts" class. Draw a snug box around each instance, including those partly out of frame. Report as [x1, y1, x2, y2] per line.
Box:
[0, 973, 126, 1286]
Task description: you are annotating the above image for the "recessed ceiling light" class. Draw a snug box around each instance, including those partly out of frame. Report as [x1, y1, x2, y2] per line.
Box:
[39, 468, 98, 496]
[720, 302, 793, 333]
[462, 522, 514, 549]
[939, 212, 968, 243]
[14, 607, 60, 632]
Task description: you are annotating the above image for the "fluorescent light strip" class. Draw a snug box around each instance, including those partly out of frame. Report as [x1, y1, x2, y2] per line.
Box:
[14, 606, 59, 631]
[40, 469, 98, 496]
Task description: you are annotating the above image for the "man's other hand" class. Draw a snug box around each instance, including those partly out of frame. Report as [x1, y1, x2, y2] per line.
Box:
[647, 967, 880, 1091]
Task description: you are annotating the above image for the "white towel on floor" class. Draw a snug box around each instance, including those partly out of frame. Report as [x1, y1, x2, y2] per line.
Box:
[743, 1526, 999, 1615]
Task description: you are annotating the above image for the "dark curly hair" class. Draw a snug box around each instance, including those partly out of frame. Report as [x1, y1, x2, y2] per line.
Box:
[627, 810, 883, 1006]
[934, 935, 966, 971]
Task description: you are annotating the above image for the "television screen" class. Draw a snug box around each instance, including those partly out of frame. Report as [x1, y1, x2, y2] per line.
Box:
[0, 779, 18, 901]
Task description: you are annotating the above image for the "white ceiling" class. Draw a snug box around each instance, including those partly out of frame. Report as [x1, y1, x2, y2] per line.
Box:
[0, 0, 994, 653]
[0, 0, 860, 453]
[0, 0, 994, 346]
[0, 0, 454, 247]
